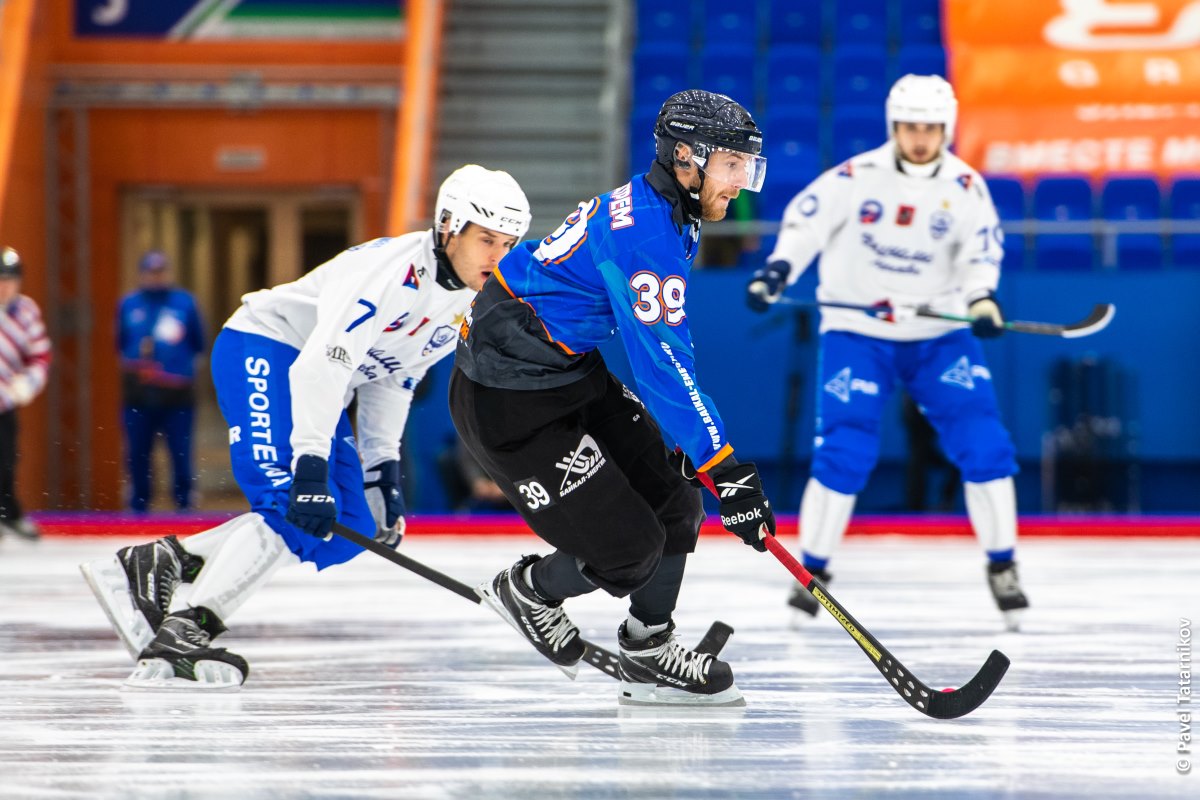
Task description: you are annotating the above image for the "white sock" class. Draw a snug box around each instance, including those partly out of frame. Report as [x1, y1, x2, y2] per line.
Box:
[178, 512, 258, 560]
[624, 615, 669, 641]
[798, 478, 857, 563]
[964, 477, 1018, 554]
[185, 514, 300, 621]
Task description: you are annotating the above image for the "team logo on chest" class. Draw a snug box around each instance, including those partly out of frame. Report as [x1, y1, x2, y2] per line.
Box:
[930, 210, 953, 240]
[896, 205, 915, 226]
[555, 434, 607, 497]
[859, 200, 883, 224]
[421, 324, 458, 356]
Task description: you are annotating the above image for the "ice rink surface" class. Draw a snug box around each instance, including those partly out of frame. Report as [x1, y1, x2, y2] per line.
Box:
[1, 533, 1196, 799]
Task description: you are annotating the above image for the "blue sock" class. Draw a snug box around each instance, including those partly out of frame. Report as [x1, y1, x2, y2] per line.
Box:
[987, 548, 1014, 564]
[802, 552, 829, 572]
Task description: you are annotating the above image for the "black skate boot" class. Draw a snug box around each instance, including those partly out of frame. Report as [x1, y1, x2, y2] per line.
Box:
[617, 621, 744, 707]
[477, 555, 586, 679]
[787, 567, 833, 622]
[80, 535, 205, 658]
[124, 606, 247, 691]
[987, 560, 1029, 632]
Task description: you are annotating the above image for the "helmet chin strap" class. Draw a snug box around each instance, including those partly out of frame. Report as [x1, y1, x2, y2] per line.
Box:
[431, 229, 468, 291]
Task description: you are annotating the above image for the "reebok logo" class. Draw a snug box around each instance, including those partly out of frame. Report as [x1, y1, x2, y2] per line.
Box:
[555, 434, 607, 496]
[722, 508, 763, 526]
[716, 474, 754, 499]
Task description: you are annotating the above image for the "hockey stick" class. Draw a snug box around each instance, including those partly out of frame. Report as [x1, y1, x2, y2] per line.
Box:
[776, 297, 1115, 338]
[330, 522, 733, 679]
[695, 475, 1009, 719]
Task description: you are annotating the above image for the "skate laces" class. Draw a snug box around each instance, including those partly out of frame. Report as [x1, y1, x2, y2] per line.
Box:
[528, 603, 578, 652]
[651, 635, 712, 684]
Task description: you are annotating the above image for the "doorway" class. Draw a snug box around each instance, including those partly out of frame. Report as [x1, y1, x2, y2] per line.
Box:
[118, 188, 361, 510]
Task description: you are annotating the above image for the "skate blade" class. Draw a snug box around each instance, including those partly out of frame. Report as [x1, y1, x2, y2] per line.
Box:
[80, 557, 153, 659]
[1001, 608, 1025, 632]
[618, 681, 746, 708]
[121, 658, 244, 693]
[475, 581, 579, 681]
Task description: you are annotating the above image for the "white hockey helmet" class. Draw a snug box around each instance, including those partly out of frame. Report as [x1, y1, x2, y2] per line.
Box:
[886, 74, 958, 147]
[435, 164, 532, 240]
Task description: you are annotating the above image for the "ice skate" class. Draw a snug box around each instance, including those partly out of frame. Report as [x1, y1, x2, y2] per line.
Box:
[617, 621, 744, 707]
[987, 560, 1029, 632]
[0, 517, 41, 540]
[786, 567, 832, 625]
[476, 554, 585, 679]
[80, 535, 205, 658]
[123, 606, 247, 692]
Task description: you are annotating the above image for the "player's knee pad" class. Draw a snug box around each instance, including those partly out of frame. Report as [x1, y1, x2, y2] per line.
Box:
[811, 427, 880, 495]
[579, 549, 663, 599]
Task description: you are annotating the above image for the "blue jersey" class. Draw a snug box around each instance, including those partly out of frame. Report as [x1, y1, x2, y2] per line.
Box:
[459, 164, 731, 470]
[117, 288, 205, 384]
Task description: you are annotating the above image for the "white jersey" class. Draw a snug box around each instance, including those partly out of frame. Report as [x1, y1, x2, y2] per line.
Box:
[224, 230, 472, 469]
[769, 142, 1003, 341]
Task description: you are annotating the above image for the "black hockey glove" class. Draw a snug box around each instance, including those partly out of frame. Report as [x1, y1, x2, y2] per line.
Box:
[968, 294, 1005, 339]
[746, 260, 790, 313]
[667, 448, 703, 489]
[711, 461, 776, 552]
[364, 459, 406, 549]
[286, 454, 338, 539]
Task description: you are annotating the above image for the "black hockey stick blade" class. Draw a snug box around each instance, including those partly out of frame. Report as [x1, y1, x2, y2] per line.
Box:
[766, 536, 1009, 719]
[330, 522, 624, 680]
[1009, 303, 1114, 338]
[694, 621, 735, 656]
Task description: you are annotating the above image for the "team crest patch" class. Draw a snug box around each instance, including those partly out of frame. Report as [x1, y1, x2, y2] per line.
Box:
[421, 325, 457, 356]
[956, 174, 973, 191]
[930, 210, 953, 240]
[556, 434, 607, 497]
[403, 264, 420, 290]
[837, 162, 854, 178]
[896, 205, 915, 226]
[859, 200, 883, 224]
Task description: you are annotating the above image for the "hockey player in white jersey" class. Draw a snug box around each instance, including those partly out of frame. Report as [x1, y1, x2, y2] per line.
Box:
[81, 165, 532, 689]
[746, 75, 1029, 630]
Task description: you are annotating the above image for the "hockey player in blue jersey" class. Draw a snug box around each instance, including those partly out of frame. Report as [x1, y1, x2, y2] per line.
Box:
[746, 75, 1029, 630]
[81, 166, 531, 690]
[451, 90, 773, 706]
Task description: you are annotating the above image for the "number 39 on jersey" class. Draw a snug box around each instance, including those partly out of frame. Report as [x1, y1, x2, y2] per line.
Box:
[630, 271, 686, 326]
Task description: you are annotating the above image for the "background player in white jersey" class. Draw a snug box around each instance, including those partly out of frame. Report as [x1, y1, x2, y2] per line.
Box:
[81, 166, 532, 689]
[745, 75, 1029, 630]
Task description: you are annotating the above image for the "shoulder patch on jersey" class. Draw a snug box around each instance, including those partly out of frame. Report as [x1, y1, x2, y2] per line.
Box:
[609, 182, 635, 230]
[797, 194, 819, 217]
[956, 174, 973, 191]
[403, 263, 421, 290]
[837, 162, 854, 178]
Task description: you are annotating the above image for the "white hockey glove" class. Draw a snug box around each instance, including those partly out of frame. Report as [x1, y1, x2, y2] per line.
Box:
[364, 459, 406, 549]
[968, 294, 1005, 339]
[8, 374, 35, 407]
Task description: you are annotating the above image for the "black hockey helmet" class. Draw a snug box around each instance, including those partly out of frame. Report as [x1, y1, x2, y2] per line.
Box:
[654, 90, 766, 191]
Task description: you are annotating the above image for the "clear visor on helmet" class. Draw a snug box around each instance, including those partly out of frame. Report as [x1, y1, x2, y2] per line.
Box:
[693, 147, 768, 193]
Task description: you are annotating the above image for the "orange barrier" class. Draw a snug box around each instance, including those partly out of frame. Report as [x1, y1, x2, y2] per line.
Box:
[390, 0, 445, 234]
[946, 0, 1200, 177]
[0, 0, 36, 225]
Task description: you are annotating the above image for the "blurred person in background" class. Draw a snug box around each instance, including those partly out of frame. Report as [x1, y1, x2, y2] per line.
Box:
[746, 75, 1029, 631]
[116, 251, 206, 512]
[0, 247, 51, 541]
[82, 165, 530, 691]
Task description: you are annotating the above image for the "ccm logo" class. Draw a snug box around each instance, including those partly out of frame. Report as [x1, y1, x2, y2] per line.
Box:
[295, 495, 334, 503]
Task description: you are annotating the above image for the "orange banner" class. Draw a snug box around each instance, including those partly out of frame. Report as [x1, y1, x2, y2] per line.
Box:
[946, 0, 1200, 177]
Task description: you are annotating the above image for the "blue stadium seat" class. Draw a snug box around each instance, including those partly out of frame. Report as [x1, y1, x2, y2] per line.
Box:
[831, 105, 885, 163]
[898, 0, 942, 45]
[763, 105, 821, 149]
[1033, 176, 1095, 270]
[628, 105, 661, 173]
[986, 176, 1027, 271]
[1101, 177, 1163, 269]
[832, 45, 890, 106]
[636, 1, 698, 46]
[632, 43, 691, 108]
[700, 44, 757, 108]
[1169, 178, 1200, 268]
[765, 45, 822, 109]
[705, 8, 759, 48]
[761, 107, 821, 219]
[894, 44, 947, 79]
[767, 1, 824, 46]
[834, 0, 889, 47]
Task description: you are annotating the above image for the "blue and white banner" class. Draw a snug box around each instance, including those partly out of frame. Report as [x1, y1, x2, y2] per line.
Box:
[75, 0, 404, 40]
